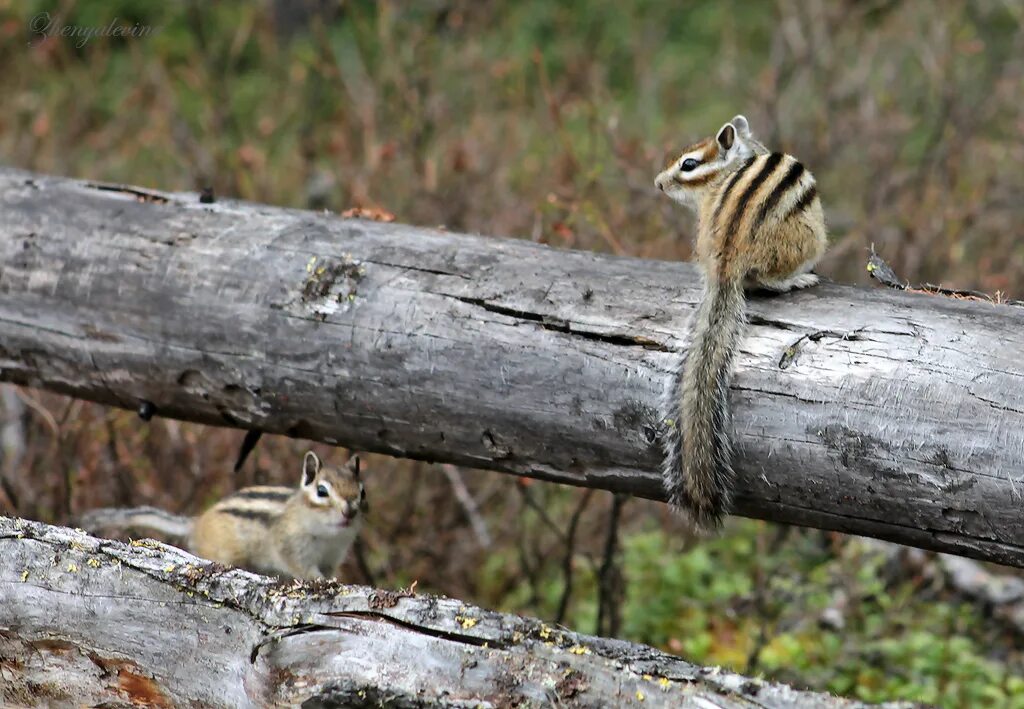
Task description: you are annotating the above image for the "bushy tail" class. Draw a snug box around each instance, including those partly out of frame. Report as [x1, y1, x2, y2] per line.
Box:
[76, 506, 192, 541]
[662, 275, 746, 532]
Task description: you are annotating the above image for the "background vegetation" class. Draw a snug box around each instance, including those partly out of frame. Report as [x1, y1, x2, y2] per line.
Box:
[1, 1, 1023, 706]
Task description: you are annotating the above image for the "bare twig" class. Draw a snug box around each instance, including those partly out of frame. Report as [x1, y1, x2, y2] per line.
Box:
[232, 429, 264, 472]
[12, 387, 59, 439]
[555, 488, 596, 625]
[103, 416, 134, 509]
[351, 537, 377, 588]
[596, 493, 627, 637]
[867, 247, 1024, 307]
[0, 386, 26, 511]
[440, 463, 491, 549]
[516, 483, 568, 543]
[745, 525, 772, 675]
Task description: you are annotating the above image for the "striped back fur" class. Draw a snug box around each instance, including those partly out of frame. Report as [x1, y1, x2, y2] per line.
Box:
[76, 505, 192, 541]
[203, 485, 293, 524]
[706, 151, 821, 282]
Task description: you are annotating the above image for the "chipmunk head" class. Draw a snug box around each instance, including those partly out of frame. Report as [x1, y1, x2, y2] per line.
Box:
[300, 451, 367, 528]
[655, 115, 763, 210]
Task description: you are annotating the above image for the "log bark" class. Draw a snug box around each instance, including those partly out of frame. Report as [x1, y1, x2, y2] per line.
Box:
[1, 167, 1023, 565]
[0, 516, 908, 708]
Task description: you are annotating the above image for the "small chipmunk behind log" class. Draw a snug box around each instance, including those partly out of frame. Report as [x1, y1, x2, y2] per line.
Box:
[655, 115, 827, 533]
[78, 451, 367, 580]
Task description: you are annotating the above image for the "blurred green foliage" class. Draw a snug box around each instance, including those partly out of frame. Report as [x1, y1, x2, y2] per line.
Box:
[2, 1, 1023, 706]
[490, 513, 1024, 707]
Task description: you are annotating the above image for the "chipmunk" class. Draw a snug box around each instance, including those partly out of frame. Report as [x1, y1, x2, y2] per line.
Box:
[655, 115, 827, 532]
[78, 451, 367, 579]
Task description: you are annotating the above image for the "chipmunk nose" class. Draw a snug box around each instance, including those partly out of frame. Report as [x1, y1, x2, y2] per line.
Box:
[655, 176, 665, 191]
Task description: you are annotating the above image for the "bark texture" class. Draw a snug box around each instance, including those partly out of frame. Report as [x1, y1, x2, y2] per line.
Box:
[1, 167, 1023, 565]
[0, 517, 911, 708]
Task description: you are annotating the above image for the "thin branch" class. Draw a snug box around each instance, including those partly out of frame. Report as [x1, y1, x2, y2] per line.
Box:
[555, 488, 596, 625]
[350, 537, 377, 588]
[12, 387, 59, 438]
[868, 247, 1024, 306]
[516, 483, 569, 543]
[440, 463, 491, 549]
[596, 493, 627, 637]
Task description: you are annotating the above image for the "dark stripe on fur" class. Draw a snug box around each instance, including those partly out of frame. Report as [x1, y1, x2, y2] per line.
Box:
[711, 157, 755, 226]
[218, 506, 278, 523]
[230, 488, 292, 502]
[752, 160, 805, 233]
[782, 184, 818, 222]
[661, 276, 745, 531]
[722, 152, 784, 238]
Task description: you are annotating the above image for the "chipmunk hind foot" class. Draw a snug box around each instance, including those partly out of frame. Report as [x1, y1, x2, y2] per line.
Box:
[755, 272, 819, 292]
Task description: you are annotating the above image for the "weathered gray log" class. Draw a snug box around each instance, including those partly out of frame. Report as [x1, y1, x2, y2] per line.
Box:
[1, 167, 1023, 565]
[0, 516, 910, 707]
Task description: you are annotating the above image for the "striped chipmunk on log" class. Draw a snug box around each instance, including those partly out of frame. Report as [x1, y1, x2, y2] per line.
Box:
[655, 115, 827, 532]
[78, 451, 367, 580]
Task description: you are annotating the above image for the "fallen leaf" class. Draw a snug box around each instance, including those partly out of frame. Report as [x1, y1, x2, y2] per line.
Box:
[342, 206, 396, 222]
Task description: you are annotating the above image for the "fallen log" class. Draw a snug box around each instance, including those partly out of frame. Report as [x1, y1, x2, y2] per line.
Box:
[0, 516, 906, 707]
[1, 167, 1023, 565]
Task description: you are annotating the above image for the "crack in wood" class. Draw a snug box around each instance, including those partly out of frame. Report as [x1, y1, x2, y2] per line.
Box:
[250, 623, 339, 663]
[449, 295, 671, 351]
[84, 182, 170, 205]
[363, 258, 472, 280]
[746, 314, 801, 331]
[322, 610, 510, 650]
[778, 328, 868, 369]
[970, 392, 1024, 416]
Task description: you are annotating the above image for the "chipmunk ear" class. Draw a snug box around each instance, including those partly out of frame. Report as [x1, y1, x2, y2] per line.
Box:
[302, 451, 321, 486]
[346, 454, 361, 479]
[716, 122, 737, 152]
[730, 114, 752, 138]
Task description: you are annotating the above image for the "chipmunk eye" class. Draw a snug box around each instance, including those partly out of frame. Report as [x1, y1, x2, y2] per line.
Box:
[680, 158, 700, 172]
[316, 484, 329, 498]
